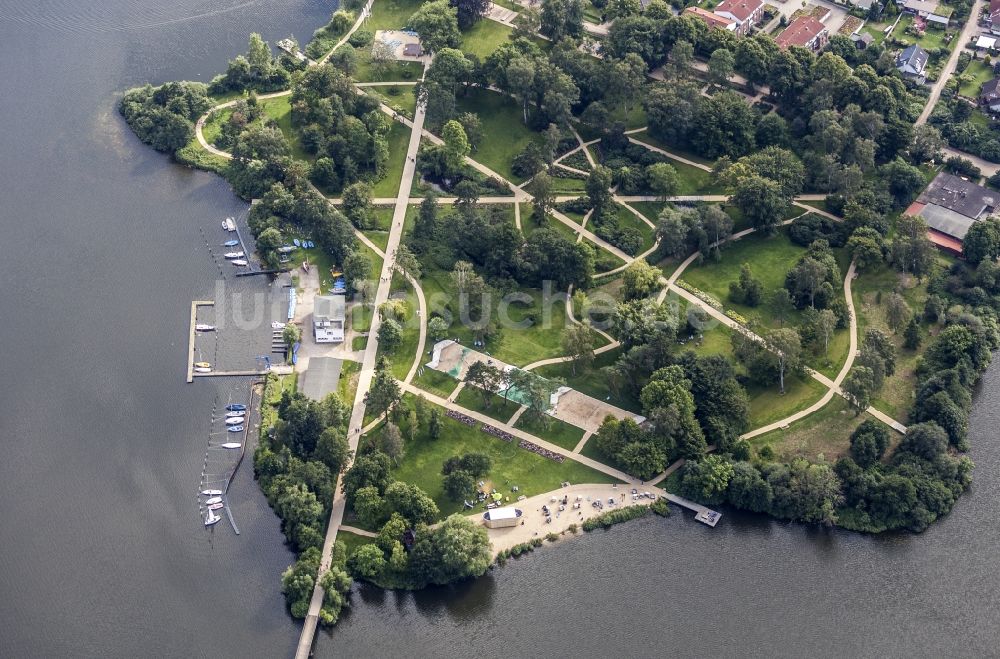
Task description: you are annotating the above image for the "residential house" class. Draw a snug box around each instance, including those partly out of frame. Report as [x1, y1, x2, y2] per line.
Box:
[981, 77, 1000, 113]
[896, 44, 929, 83]
[683, 6, 738, 31]
[775, 16, 829, 52]
[990, 0, 1000, 35]
[906, 172, 998, 255]
[712, 0, 765, 36]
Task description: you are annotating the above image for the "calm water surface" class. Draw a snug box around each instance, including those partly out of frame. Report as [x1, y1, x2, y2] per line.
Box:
[0, 1, 998, 657]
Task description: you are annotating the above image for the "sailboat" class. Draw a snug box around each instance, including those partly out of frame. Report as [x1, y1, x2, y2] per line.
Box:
[224, 416, 244, 425]
[223, 239, 240, 247]
[195, 324, 216, 332]
[205, 496, 223, 505]
[193, 361, 210, 369]
[208, 503, 225, 511]
[221, 442, 241, 449]
[222, 217, 236, 232]
[204, 510, 221, 526]
[193, 366, 212, 374]
[230, 259, 249, 267]
[225, 410, 244, 418]
[227, 425, 244, 433]
[223, 251, 245, 259]
[226, 404, 247, 412]
[201, 489, 223, 496]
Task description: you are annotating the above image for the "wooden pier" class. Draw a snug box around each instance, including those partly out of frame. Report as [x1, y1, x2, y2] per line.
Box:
[193, 369, 265, 378]
[186, 301, 215, 383]
[663, 493, 722, 527]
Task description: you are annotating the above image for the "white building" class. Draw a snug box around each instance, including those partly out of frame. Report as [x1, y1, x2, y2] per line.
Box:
[483, 507, 522, 529]
[313, 295, 345, 343]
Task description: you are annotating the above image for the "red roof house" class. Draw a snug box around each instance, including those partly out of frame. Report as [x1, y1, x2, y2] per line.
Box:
[713, 0, 765, 36]
[775, 16, 829, 52]
[683, 6, 738, 31]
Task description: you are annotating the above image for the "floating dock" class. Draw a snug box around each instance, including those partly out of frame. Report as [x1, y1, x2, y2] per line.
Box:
[187, 301, 215, 383]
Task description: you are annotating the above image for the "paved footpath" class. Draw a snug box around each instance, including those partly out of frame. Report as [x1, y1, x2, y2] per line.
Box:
[293, 63, 429, 659]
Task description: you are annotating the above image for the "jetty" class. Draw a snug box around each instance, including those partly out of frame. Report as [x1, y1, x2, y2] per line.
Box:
[186, 301, 215, 383]
[663, 493, 721, 527]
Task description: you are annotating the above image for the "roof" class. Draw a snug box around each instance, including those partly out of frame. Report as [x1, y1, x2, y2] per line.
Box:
[977, 35, 997, 49]
[927, 228, 965, 254]
[314, 295, 346, 321]
[683, 6, 738, 29]
[483, 507, 522, 521]
[919, 204, 978, 240]
[776, 16, 827, 49]
[982, 77, 1000, 99]
[918, 172, 997, 219]
[852, 31, 875, 44]
[903, 0, 940, 12]
[896, 44, 929, 72]
[854, 0, 875, 8]
[402, 43, 422, 57]
[713, 0, 763, 22]
[299, 356, 343, 400]
[927, 13, 949, 23]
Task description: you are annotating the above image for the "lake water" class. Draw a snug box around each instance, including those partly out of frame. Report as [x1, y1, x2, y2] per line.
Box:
[1, 1, 998, 657]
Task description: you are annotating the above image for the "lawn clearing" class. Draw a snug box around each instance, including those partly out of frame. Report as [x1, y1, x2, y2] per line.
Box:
[260, 95, 312, 162]
[455, 87, 541, 183]
[460, 17, 514, 59]
[371, 120, 411, 197]
[388, 396, 621, 518]
[746, 375, 827, 429]
[514, 412, 586, 451]
[749, 395, 864, 462]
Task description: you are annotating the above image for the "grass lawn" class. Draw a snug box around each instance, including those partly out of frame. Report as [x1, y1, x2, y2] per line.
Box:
[895, 15, 956, 55]
[626, 131, 715, 167]
[746, 375, 827, 429]
[750, 395, 864, 462]
[353, 54, 423, 83]
[611, 202, 656, 254]
[176, 138, 229, 175]
[337, 530, 375, 557]
[680, 229, 806, 318]
[352, 335, 367, 351]
[514, 412, 586, 451]
[352, 303, 373, 333]
[367, 0, 423, 33]
[534, 347, 643, 414]
[260, 95, 312, 162]
[338, 360, 361, 405]
[460, 17, 514, 59]
[418, 263, 575, 367]
[412, 367, 459, 399]
[851, 265, 931, 420]
[200, 107, 232, 145]
[455, 385, 521, 424]
[456, 87, 541, 183]
[379, 280, 422, 380]
[551, 175, 588, 194]
[388, 396, 622, 519]
[959, 59, 995, 98]
[371, 120, 411, 197]
[607, 97, 648, 131]
[362, 84, 418, 118]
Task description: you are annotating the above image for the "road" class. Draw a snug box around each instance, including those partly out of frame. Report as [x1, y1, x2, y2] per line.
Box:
[917, 0, 985, 126]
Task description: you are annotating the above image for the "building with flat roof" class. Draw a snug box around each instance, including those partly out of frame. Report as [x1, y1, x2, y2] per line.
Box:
[483, 507, 522, 528]
[313, 295, 345, 343]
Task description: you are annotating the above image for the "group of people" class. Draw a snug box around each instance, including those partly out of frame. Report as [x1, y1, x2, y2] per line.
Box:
[445, 409, 476, 426]
[480, 423, 514, 442]
[518, 439, 565, 463]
